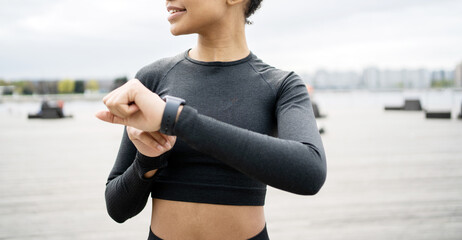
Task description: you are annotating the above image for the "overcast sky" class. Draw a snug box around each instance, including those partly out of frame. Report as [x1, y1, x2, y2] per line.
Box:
[1, 0, 461, 79]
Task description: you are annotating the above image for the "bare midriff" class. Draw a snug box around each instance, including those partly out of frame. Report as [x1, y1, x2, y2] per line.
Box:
[151, 198, 266, 240]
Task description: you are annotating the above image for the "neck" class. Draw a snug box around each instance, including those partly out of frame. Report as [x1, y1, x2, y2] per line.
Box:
[189, 22, 249, 62]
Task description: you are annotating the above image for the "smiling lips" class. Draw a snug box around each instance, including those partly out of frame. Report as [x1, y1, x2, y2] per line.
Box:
[167, 6, 186, 21]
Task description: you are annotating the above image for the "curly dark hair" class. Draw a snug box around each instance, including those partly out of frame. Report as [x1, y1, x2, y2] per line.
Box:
[244, 0, 263, 24]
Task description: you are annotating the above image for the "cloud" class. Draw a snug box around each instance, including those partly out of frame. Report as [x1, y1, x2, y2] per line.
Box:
[248, 0, 462, 72]
[0, 0, 192, 79]
[1, 0, 461, 79]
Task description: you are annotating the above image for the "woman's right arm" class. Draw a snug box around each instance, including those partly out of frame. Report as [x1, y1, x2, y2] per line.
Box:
[104, 127, 171, 223]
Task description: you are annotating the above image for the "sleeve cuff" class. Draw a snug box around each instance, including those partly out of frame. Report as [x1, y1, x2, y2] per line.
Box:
[133, 151, 169, 180]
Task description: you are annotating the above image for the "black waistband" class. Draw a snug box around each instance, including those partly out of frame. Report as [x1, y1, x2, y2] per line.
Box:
[148, 224, 269, 240]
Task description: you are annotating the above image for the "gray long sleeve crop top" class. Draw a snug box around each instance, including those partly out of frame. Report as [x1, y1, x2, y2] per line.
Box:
[104, 50, 327, 223]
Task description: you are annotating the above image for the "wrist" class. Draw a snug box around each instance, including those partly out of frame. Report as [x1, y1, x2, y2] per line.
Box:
[158, 100, 167, 131]
[176, 105, 184, 123]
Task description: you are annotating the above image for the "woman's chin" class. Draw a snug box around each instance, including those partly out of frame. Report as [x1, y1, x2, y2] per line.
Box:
[170, 25, 184, 36]
[170, 30, 183, 36]
[170, 25, 196, 36]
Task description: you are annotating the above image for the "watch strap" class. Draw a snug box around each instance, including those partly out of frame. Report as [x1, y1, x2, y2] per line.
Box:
[160, 95, 185, 135]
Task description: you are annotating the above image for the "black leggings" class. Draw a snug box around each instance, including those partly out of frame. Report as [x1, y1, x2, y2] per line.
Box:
[148, 224, 270, 240]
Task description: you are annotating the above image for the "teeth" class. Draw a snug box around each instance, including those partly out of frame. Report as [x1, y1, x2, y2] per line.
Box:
[169, 9, 184, 14]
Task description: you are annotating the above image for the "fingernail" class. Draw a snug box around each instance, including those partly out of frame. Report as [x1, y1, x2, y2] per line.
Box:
[157, 145, 163, 151]
[166, 142, 172, 149]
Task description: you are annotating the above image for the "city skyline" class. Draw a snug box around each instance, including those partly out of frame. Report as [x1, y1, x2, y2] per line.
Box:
[1, 66, 457, 92]
[304, 67, 456, 89]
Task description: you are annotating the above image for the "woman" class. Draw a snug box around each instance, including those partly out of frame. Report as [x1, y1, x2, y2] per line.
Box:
[96, 0, 327, 239]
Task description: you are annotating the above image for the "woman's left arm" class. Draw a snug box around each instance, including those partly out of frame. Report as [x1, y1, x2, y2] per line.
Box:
[172, 75, 327, 195]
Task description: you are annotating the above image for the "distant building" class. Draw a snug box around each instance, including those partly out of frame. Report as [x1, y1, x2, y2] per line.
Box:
[313, 70, 329, 89]
[305, 66, 443, 90]
[402, 69, 430, 89]
[381, 70, 403, 89]
[310, 70, 361, 89]
[363, 67, 380, 89]
[97, 80, 115, 93]
[432, 70, 444, 81]
[0, 86, 15, 95]
[455, 61, 462, 87]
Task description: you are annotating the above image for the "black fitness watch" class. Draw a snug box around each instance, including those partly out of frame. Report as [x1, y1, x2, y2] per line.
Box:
[160, 95, 186, 136]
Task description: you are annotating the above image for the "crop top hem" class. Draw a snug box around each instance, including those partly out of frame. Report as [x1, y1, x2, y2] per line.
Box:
[151, 181, 266, 206]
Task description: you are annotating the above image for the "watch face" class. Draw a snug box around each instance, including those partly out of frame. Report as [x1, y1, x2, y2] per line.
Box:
[163, 95, 186, 104]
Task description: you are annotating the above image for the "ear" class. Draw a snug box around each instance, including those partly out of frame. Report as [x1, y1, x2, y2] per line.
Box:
[226, 0, 246, 6]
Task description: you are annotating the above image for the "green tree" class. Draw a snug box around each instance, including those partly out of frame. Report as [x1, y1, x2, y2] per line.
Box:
[0, 79, 13, 94]
[11, 81, 34, 95]
[11, 81, 23, 94]
[85, 79, 99, 92]
[58, 79, 75, 94]
[431, 79, 454, 88]
[21, 81, 34, 95]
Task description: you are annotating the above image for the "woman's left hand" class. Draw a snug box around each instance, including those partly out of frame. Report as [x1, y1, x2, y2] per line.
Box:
[126, 126, 176, 157]
[95, 79, 166, 132]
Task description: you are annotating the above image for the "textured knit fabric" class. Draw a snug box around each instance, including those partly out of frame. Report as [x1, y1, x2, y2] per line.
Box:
[105, 49, 327, 223]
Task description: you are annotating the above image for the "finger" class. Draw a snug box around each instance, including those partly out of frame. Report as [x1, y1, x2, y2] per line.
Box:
[130, 128, 167, 152]
[126, 126, 141, 140]
[168, 135, 177, 144]
[166, 135, 177, 147]
[105, 106, 127, 121]
[105, 98, 129, 119]
[161, 134, 175, 145]
[102, 93, 110, 104]
[105, 92, 138, 119]
[105, 96, 138, 120]
[127, 103, 140, 115]
[95, 110, 111, 122]
[95, 110, 127, 125]
[116, 102, 139, 117]
[102, 88, 118, 104]
[160, 134, 176, 149]
[138, 131, 166, 151]
[159, 133, 176, 145]
[148, 131, 168, 146]
[101, 102, 128, 124]
[131, 137, 150, 149]
[132, 138, 159, 153]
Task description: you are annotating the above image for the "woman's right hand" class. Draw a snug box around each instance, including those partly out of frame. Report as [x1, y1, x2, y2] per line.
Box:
[126, 126, 177, 157]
